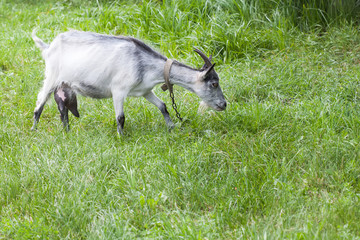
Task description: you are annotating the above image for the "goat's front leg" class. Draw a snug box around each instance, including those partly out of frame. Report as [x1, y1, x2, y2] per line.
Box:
[144, 91, 174, 129]
[112, 92, 127, 135]
[117, 114, 125, 135]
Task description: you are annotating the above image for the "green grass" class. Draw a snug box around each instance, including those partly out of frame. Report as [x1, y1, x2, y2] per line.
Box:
[1, 0, 360, 239]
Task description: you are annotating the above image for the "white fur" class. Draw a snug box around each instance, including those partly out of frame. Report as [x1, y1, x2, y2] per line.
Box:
[31, 30, 226, 133]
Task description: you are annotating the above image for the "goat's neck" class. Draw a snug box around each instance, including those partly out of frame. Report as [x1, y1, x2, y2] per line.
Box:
[148, 59, 199, 92]
[168, 61, 199, 92]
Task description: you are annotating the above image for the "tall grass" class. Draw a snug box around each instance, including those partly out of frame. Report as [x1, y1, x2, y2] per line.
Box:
[93, 0, 360, 60]
[16, 0, 358, 62]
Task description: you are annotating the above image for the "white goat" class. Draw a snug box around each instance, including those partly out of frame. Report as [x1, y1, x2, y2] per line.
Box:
[31, 30, 226, 134]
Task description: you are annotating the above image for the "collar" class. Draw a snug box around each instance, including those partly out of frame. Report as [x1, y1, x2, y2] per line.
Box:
[161, 59, 174, 92]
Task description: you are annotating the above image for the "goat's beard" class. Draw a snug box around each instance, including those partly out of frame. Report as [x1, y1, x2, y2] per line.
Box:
[198, 101, 210, 114]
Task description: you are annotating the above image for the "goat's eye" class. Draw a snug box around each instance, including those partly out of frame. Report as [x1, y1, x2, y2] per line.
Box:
[212, 82, 218, 88]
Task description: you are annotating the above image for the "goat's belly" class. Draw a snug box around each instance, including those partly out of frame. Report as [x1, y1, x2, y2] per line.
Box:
[71, 82, 112, 99]
[127, 89, 150, 97]
[128, 83, 155, 97]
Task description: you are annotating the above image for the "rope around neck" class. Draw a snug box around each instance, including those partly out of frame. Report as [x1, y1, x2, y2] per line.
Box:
[162, 59, 183, 121]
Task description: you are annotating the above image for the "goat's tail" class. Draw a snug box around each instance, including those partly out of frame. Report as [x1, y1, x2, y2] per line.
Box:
[32, 29, 49, 51]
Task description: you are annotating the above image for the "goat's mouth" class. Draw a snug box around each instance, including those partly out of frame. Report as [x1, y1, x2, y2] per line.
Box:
[214, 102, 227, 111]
[199, 101, 227, 112]
[214, 106, 226, 111]
[209, 104, 226, 111]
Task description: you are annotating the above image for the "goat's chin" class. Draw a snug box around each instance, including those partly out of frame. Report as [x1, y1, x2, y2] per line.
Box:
[198, 101, 225, 113]
[210, 104, 226, 111]
[212, 106, 225, 111]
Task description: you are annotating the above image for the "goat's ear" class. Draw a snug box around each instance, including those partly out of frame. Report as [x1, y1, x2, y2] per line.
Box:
[205, 63, 216, 76]
[198, 63, 216, 82]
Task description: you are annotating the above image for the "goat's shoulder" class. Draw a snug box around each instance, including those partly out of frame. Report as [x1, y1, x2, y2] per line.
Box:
[125, 37, 165, 59]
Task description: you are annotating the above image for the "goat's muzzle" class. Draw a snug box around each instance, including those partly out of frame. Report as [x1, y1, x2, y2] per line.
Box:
[215, 101, 227, 111]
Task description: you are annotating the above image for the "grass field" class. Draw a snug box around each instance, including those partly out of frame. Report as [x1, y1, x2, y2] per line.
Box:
[1, 0, 360, 239]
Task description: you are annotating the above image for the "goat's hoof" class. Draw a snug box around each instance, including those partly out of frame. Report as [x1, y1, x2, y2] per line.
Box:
[167, 125, 175, 132]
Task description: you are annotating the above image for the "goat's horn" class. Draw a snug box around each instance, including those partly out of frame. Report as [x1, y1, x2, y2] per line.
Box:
[194, 48, 212, 67]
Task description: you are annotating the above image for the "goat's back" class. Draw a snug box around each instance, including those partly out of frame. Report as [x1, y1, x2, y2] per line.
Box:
[43, 31, 145, 98]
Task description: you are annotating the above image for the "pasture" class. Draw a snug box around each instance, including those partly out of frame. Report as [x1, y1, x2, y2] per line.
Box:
[1, 0, 360, 239]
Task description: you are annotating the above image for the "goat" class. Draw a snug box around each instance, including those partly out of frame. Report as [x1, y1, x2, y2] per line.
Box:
[31, 30, 227, 134]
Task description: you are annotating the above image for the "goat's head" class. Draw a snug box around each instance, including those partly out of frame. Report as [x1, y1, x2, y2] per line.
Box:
[194, 48, 227, 111]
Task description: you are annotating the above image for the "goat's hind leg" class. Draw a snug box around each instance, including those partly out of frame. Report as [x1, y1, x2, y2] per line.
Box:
[31, 83, 53, 131]
[54, 88, 70, 131]
[59, 105, 70, 131]
[54, 86, 79, 131]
